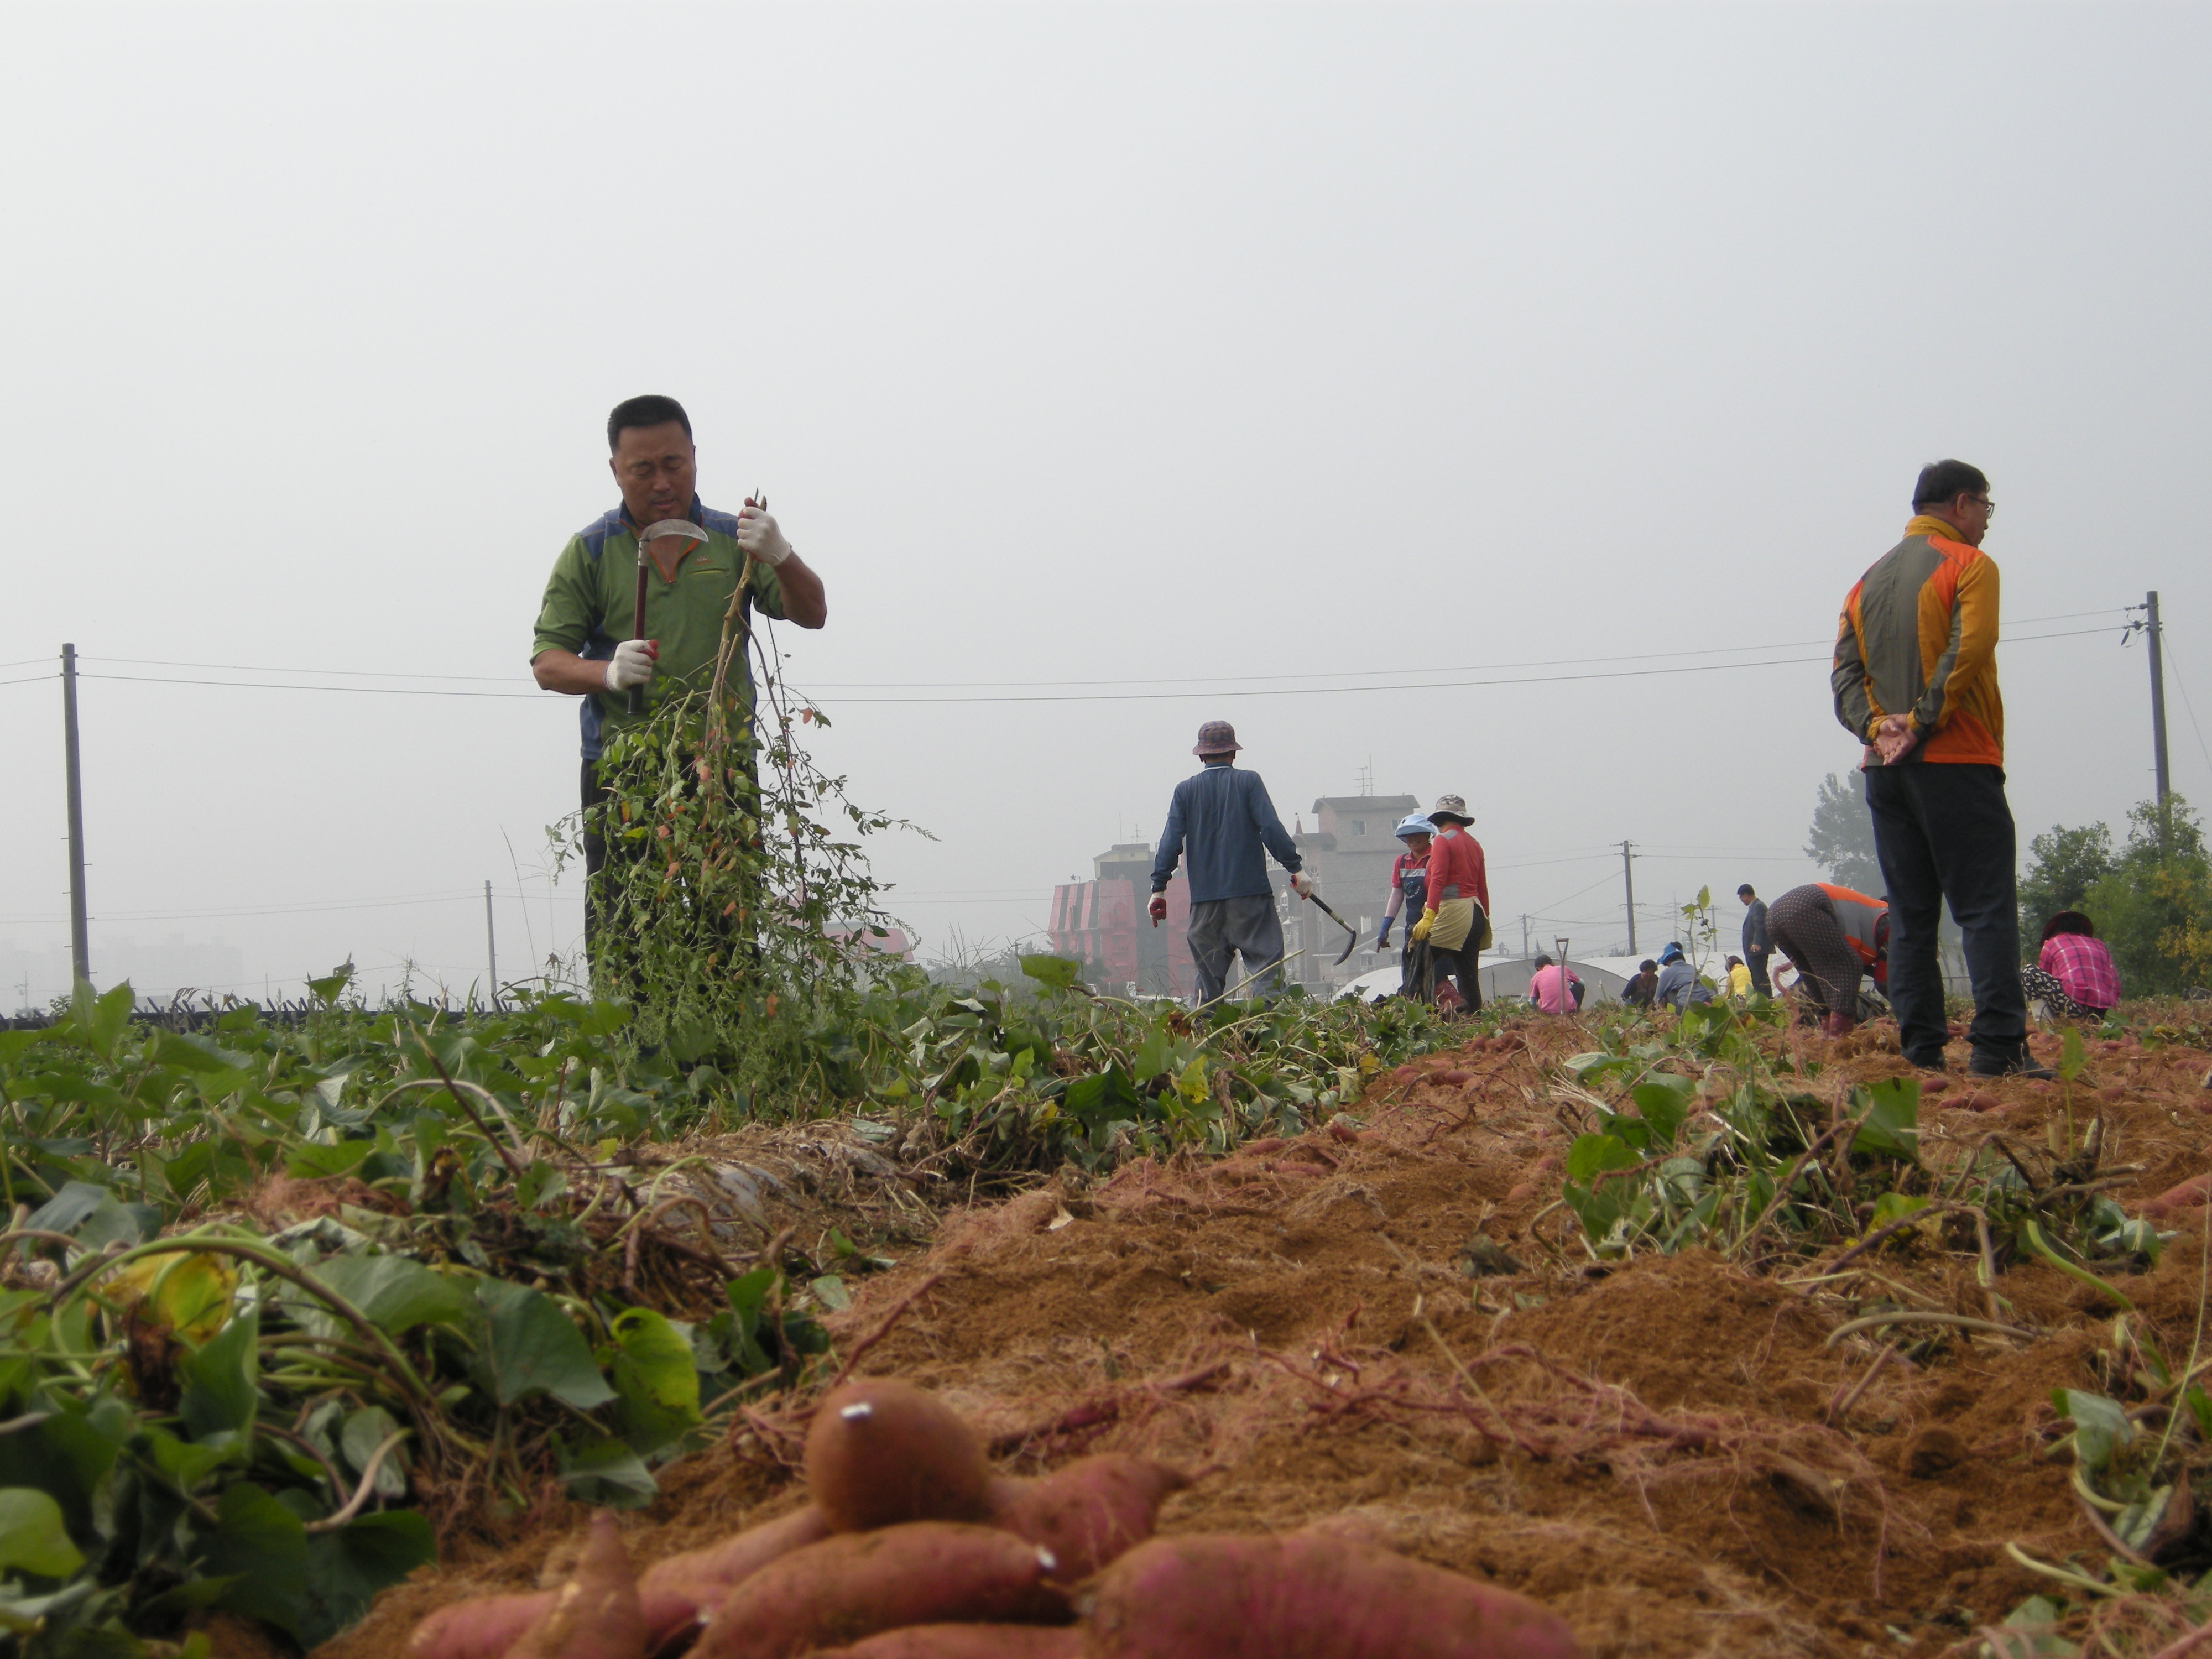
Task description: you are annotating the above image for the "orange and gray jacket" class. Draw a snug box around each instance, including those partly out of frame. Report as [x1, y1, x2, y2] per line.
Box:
[1831, 517, 2004, 766]
[1815, 883, 1890, 985]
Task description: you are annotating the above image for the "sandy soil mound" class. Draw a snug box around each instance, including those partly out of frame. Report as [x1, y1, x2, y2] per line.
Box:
[324, 1015, 2212, 1659]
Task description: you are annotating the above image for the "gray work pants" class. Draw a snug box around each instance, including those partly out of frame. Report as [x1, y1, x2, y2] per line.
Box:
[1188, 894, 1285, 1003]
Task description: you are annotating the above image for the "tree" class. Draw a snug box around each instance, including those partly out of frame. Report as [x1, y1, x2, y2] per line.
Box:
[1805, 771, 1883, 894]
[2017, 821, 2115, 944]
[2083, 795, 2212, 997]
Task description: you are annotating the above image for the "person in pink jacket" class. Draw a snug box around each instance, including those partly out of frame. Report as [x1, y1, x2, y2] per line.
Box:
[1528, 954, 1584, 1013]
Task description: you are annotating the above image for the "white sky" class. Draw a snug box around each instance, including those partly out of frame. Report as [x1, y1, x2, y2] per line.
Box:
[3, 2, 2208, 1009]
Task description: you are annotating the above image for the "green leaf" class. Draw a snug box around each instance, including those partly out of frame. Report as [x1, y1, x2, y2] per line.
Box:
[307, 961, 356, 1006]
[0, 1489, 85, 1579]
[578, 998, 632, 1037]
[1063, 1062, 1141, 1130]
[152, 1031, 255, 1076]
[205, 1483, 308, 1636]
[1564, 1051, 1635, 1083]
[285, 1140, 373, 1180]
[1019, 953, 1081, 990]
[2053, 1388, 2133, 1473]
[1628, 1074, 1693, 1150]
[473, 1280, 614, 1410]
[1564, 1132, 1640, 1185]
[1868, 1191, 1930, 1230]
[311, 1254, 471, 1336]
[811, 1274, 851, 1311]
[299, 1511, 435, 1650]
[179, 1311, 259, 1440]
[609, 1308, 702, 1454]
[2059, 1026, 2087, 1082]
[340, 1407, 408, 1499]
[1849, 1077, 1919, 1161]
[556, 1436, 659, 1509]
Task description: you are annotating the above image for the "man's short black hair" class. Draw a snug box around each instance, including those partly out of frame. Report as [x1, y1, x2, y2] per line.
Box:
[1737, 884, 1756, 898]
[608, 395, 693, 452]
[1639, 959, 1657, 973]
[1913, 458, 1990, 508]
[1532, 953, 1553, 969]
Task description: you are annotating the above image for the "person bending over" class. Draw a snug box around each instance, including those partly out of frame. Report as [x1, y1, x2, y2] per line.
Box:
[2023, 911, 2119, 1022]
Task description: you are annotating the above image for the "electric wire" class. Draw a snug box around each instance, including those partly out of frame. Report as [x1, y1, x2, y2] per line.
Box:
[62, 623, 2118, 705]
[2156, 634, 2212, 784]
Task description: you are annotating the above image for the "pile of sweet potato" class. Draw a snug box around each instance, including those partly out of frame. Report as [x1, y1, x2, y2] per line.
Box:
[406, 1378, 1583, 1659]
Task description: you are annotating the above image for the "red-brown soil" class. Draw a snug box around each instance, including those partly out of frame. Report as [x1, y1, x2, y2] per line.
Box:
[321, 1016, 2212, 1659]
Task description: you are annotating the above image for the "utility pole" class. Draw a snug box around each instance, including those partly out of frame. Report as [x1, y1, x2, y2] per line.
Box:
[2146, 591, 2171, 806]
[1620, 840, 1637, 954]
[1520, 914, 1530, 959]
[484, 880, 499, 1009]
[60, 644, 90, 988]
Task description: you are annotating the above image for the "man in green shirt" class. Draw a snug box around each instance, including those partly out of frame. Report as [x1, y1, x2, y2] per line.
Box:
[531, 394, 829, 972]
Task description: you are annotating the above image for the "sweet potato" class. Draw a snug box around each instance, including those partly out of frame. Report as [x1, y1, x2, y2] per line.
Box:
[693, 1522, 1068, 1659]
[408, 1584, 707, 1659]
[640, 1504, 833, 1597]
[508, 1511, 647, 1659]
[406, 1509, 827, 1659]
[811, 1627, 1084, 1658]
[987, 1455, 1187, 1583]
[806, 1379, 995, 1533]
[1078, 1533, 1585, 1659]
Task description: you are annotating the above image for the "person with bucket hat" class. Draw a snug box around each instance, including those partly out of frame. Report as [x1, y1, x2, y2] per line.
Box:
[1376, 811, 1433, 997]
[1148, 721, 1308, 1004]
[1409, 794, 1490, 1014]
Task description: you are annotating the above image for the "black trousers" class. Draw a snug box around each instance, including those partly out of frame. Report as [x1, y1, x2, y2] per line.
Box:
[581, 759, 623, 985]
[1425, 906, 1486, 1015]
[1865, 763, 2027, 1067]
[1746, 948, 1773, 995]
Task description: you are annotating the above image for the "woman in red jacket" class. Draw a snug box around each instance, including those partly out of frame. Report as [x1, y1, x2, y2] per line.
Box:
[1410, 794, 1491, 1015]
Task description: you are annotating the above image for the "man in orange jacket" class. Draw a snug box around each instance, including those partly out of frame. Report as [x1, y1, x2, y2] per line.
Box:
[1832, 459, 2038, 1077]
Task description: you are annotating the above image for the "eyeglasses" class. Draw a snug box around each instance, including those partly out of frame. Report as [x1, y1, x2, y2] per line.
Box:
[1968, 495, 1995, 518]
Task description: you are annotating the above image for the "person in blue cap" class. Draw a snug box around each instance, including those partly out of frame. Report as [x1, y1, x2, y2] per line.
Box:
[1652, 942, 1714, 1010]
[1375, 812, 1433, 995]
[1148, 721, 1309, 1003]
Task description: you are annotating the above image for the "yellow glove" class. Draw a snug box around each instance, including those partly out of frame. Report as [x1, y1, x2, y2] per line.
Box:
[1411, 907, 1437, 944]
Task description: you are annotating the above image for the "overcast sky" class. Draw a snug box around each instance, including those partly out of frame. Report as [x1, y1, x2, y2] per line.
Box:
[3, 2, 2208, 1010]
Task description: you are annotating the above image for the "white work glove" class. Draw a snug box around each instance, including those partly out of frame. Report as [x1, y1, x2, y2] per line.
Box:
[735, 502, 791, 568]
[1289, 870, 1314, 899]
[605, 639, 658, 692]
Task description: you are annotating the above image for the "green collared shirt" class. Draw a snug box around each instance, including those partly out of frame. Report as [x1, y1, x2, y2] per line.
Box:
[531, 499, 786, 759]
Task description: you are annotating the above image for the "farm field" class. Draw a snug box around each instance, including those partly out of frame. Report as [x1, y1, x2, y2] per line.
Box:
[319, 1005, 2212, 1659]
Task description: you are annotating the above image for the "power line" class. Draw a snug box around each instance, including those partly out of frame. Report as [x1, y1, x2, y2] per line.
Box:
[92, 655, 533, 683]
[40, 617, 2121, 707]
[790, 627, 2119, 706]
[2157, 634, 2212, 784]
[77, 672, 544, 700]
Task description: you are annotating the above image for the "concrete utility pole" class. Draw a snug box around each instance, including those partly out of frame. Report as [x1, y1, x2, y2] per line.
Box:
[2146, 591, 2171, 806]
[1620, 840, 1637, 954]
[60, 644, 90, 987]
[484, 880, 499, 1009]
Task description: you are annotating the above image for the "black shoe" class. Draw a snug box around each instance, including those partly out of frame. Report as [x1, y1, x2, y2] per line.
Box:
[1969, 1051, 2055, 1080]
[1905, 1053, 1948, 1073]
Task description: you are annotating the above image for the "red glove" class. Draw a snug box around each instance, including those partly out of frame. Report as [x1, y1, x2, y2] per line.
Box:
[1148, 892, 1168, 926]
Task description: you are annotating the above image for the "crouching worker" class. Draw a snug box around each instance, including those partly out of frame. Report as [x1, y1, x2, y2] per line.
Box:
[2023, 911, 2119, 1022]
[1767, 882, 1888, 1036]
[1410, 794, 1490, 1015]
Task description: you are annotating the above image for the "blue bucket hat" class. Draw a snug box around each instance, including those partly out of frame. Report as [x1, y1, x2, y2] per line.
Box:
[1657, 943, 1684, 964]
[1392, 812, 1434, 840]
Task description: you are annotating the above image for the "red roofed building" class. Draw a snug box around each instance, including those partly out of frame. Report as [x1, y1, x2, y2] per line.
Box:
[1048, 843, 1194, 996]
